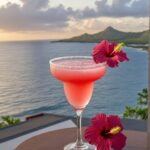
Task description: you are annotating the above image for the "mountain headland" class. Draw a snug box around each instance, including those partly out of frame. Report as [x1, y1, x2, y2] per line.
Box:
[56, 26, 149, 50]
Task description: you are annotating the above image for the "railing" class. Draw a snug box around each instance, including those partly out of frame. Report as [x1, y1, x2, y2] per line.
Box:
[0, 114, 148, 149]
[147, 43, 150, 149]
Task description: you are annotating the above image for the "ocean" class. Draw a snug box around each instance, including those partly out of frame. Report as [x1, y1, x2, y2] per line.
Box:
[0, 41, 148, 118]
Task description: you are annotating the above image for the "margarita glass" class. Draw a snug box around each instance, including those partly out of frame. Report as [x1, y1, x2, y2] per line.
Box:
[49, 56, 107, 150]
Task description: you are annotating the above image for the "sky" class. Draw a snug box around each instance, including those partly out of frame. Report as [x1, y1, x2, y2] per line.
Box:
[0, 0, 149, 41]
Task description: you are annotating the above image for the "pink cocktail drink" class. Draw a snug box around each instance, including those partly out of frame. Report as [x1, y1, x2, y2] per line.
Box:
[50, 57, 107, 109]
[50, 56, 107, 150]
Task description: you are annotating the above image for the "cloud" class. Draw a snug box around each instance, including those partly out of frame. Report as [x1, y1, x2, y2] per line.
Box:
[0, 0, 70, 31]
[21, 0, 49, 10]
[68, 17, 149, 36]
[79, 0, 149, 18]
[0, 0, 148, 32]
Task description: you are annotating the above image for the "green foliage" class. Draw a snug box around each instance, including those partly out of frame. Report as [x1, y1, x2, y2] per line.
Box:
[123, 88, 148, 120]
[0, 116, 21, 128]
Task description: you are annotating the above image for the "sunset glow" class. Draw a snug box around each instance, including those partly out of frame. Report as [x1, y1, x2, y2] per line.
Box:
[0, 0, 148, 41]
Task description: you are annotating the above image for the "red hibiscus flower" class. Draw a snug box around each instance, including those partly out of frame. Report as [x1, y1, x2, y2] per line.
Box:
[92, 40, 129, 68]
[84, 113, 127, 150]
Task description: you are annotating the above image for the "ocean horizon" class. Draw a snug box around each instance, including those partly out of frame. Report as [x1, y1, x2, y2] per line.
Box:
[0, 41, 148, 119]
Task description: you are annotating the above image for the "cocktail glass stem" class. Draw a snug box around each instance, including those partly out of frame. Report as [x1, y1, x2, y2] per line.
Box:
[75, 110, 84, 148]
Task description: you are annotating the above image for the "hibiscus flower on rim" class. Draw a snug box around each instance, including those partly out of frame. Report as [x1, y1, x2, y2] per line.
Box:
[92, 40, 129, 68]
[84, 113, 127, 150]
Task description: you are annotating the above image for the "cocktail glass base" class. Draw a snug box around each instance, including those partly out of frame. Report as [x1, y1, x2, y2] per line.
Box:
[64, 142, 96, 150]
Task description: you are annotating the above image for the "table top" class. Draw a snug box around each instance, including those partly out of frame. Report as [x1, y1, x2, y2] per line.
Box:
[16, 126, 148, 150]
[16, 127, 86, 150]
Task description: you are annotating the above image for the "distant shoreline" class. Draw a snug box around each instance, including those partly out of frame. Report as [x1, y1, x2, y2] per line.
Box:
[126, 44, 149, 51]
[51, 40, 149, 51]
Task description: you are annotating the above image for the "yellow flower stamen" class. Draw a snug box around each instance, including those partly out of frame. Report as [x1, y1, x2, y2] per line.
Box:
[114, 42, 125, 52]
[109, 126, 121, 135]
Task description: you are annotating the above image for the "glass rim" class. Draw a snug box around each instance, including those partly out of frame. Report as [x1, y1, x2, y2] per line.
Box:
[49, 56, 107, 69]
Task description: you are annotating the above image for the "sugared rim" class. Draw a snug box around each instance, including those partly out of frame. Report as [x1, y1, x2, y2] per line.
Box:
[49, 56, 107, 69]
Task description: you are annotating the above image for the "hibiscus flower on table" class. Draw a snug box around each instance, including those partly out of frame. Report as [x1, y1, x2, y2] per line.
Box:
[84, 113, 127, 150]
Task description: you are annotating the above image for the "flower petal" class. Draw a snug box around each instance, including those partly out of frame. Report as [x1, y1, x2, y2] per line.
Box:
[93, 40, 107, 55]
[93, 53, 107, 63]
[92, 113, 108, 129]
[107, 115, 123, 131]
[84, 125, 102, 145]
[116, 51, 129, 62]
[92, 40, 108, 63]
[108, 42, 117, 54]
[106, 57, 119, 68]
[97, 138, 112, 150]
[111, 133, 127, 150]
